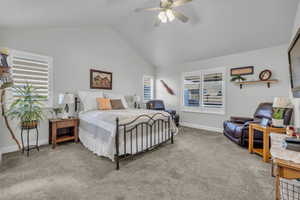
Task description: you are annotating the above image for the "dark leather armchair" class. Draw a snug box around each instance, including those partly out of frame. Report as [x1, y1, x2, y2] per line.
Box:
[146, 100, 179, 127]
[223, 103, 293, 147]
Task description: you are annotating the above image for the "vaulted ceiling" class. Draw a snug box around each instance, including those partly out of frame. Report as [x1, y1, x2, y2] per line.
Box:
[1, 0, 299, 67]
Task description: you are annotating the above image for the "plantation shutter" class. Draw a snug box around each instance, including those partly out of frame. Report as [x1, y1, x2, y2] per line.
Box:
[183, 75, 201, 107]
[10, 51, 52, 100]
[143, 76, 153, 101]
[202, 72, 223, 107]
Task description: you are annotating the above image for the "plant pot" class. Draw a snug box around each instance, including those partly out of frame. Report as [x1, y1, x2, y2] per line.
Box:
[272, 118, 284, 127]
[21, 121, 38, 129]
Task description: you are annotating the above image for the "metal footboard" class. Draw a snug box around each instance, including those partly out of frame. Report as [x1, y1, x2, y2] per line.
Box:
[115, 113, 174, 170]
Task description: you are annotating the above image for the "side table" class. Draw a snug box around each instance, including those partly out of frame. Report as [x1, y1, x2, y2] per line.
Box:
[248, 123, 286, 162]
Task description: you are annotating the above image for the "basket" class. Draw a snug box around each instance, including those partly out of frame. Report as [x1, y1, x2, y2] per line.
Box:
[280, 178, 300, 200]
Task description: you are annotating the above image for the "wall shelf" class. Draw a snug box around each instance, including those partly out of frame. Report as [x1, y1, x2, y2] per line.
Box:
[235, 79, 279, 89]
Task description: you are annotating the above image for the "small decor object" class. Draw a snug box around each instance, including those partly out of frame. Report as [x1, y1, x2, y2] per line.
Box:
[90, 69, 112, 90]
[58, 93, 75, 119]
[286, 126, 296, 137]
[52, 107, 63, 119]
[272, 97, 292, 127]
[230, 66, 254, 76]
[259, 69, 272, 81]
[160, 80, 175, 95]
[230, 75, 246, 82]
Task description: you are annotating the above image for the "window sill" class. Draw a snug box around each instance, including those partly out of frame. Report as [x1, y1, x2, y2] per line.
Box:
[181, 107, 225, 115]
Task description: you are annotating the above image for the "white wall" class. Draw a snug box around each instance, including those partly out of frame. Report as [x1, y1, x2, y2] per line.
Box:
[156, 45, 290, 131]
[0, 26, 155, 153]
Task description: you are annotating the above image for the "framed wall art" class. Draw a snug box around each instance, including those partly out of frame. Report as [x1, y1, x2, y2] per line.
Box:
[90, 69, 112, 90]
[230, 66, 254, 76]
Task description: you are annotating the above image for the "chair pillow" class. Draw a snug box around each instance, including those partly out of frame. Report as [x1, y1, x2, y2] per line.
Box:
[110, 99, 125, 110]
[97, 98, 112, 110]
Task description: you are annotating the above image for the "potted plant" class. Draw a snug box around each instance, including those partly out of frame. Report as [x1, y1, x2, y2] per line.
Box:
[6, 84, 46, 129]
[230, 75, 246, 82]
[272, 108, 285, 127]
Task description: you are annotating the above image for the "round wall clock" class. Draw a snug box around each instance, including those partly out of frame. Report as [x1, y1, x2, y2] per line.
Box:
[259, 70, 272, 81]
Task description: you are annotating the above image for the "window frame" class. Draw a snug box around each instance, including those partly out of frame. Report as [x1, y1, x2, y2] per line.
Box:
[8, 49, 54, 107]
[143, 75, 154, 102]
[181, 67, 226, 115]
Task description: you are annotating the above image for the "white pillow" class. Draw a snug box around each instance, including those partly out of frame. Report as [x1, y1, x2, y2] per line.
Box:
[105, 93, 128, 109]
[78, 91, 103, 112]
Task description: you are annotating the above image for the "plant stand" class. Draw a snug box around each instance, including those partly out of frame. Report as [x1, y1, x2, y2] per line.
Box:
[21, 126, 39, 156]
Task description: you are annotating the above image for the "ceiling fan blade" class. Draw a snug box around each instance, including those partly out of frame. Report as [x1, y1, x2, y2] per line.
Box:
[154, 18, 161, 27]
[172, 10, 189, 23]
[172, 0, 192, 8]
[134, 7, 163, 12]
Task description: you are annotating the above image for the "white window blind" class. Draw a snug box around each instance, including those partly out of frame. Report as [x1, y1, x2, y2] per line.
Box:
[143, 76, 154, 101]
[183, 75, 201, 107]
[202, 73, 223, 107]
[182, 68, 225, 114]
[9, 50, 53, 105]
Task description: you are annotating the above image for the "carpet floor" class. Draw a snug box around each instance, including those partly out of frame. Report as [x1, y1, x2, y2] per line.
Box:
[0, 127, 274, 200]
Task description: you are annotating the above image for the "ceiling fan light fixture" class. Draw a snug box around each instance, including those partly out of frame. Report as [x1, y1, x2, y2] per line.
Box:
[158, 11, 168, 23]
[166, 9, 175, 22]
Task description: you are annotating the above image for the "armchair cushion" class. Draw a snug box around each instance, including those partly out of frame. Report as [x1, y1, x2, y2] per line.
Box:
[230, 116, 253, 124]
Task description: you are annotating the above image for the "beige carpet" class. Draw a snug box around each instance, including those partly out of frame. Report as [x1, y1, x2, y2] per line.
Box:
[0, 127, 274, 200]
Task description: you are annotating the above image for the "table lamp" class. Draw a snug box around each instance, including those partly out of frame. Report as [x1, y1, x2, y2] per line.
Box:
[58, 93, 74, 118]
[134, 95, 141, 109]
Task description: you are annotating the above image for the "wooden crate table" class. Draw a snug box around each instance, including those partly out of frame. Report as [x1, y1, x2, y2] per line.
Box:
[248, 123, 286, 162]
[49, 118, 79, 149]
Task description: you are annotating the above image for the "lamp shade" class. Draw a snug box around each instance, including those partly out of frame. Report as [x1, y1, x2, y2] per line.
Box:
[58, 93, 74, 104]
[134, 95, 141, 102]
[273, 97, 291, 108]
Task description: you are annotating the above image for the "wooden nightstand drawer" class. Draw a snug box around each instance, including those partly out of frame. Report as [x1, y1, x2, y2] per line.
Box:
[56, 120, 76, 128]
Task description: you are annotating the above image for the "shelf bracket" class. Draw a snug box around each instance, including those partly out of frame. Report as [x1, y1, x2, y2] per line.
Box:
[267, 82, 270, 88]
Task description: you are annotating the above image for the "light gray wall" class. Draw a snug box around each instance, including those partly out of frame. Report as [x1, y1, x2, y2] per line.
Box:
[156, 45, 290, 130]
[0, 26, 155, 152]
[290, 1, 300, 128]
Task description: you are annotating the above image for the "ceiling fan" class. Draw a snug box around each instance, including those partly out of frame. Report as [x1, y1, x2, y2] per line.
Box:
[135, 0, 192, 26]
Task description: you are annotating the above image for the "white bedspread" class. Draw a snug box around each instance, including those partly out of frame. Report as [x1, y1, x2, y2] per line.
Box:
[79, 109, 177, 161]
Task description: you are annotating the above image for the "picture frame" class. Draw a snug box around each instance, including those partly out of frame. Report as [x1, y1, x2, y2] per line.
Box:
[90, 69, 112, 90]
[230, 66, 254, 76]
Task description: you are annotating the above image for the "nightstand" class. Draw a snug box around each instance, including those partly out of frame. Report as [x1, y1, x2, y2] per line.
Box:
[49, 118, 79, 149]
[248, 123, 286, 162]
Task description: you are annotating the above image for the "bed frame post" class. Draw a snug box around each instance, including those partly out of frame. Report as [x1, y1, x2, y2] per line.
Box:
[115, 117, 120, 170]
[169, 117, 174, 144]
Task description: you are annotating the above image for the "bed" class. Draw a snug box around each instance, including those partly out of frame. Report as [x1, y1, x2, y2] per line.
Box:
[77, 91, 177, 170]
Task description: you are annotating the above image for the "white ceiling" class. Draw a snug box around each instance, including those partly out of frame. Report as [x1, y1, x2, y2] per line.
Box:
[1, 0, 299, 67]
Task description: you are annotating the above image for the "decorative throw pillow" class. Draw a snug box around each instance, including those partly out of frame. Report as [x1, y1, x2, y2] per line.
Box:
[78, 91, 103, 112]
[110, 99, 125, 110]
[96, 98, 112, 110]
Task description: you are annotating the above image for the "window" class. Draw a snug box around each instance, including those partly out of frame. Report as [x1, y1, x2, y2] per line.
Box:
[143, 76, 154, 101]
[9, 50, 53, 106]
[182, 68, 225, 114]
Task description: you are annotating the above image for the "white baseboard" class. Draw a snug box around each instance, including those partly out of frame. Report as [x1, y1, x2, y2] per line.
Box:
[0, 139, 49, 154]
[180, 122, 223, 133]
